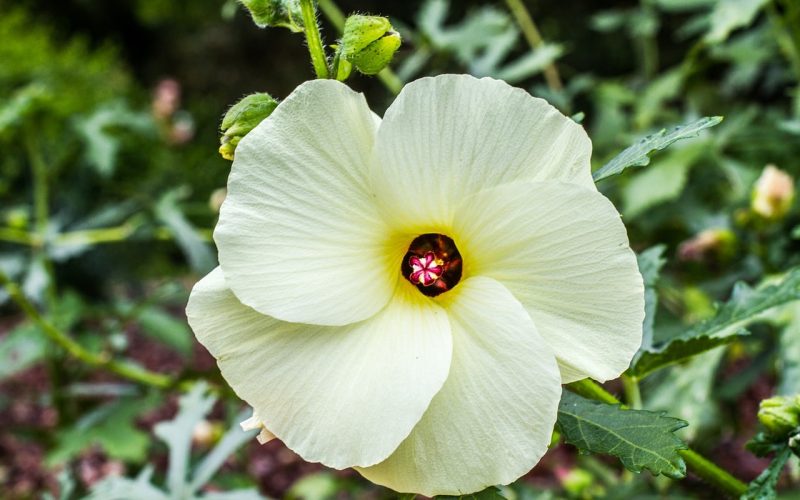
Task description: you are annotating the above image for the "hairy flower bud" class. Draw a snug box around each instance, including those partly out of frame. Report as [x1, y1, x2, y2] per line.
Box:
[239, 0, 303, 31]
[341, 15, 401, 75]
[757, 395, 800, 437]
[219, 92, 279, 161]
[751, 165, 795, 220]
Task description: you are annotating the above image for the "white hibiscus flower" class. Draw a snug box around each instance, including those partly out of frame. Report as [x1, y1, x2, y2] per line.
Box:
[187, 74, 644, 496]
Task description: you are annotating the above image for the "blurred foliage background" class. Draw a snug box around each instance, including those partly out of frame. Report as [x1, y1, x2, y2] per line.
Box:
[1, 0, 800, 498]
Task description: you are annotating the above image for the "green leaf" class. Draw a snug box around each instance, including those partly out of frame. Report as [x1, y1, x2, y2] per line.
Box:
[557, 392, 688, 478]
[630, 267, 800, 377]
[0, 323, 47, 379]
[0, 83, 48, 135]
[286, 472, 340, 500]
[137, 306, 193, 355]
[493, 44, 564, 84]
[155, 188, 215, 274]
[437, 485, 508, 500]
[776, 304, 800, 395]
[644, 348, 725, 440]
[154, 382, 216, 497]
[86, 466, 169, 500]
[189, 409, 258, 494]
[705, 0, 769, 45]
[48, 396, 158, 464]
[636, 245, 666, 353]
[75, 102, 154, 177]
[592, 116, 723, 182]
[621, 142, 706, 218]
[742, 446, 792, 500]
[88, 384, 264, 499]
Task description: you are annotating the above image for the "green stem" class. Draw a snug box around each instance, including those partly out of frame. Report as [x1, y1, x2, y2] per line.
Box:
[565, 378, 619, 404]
[376, 69, 403, 95]
[317, 0, 404, 94]
[680, 448, 749, 497]
[565, 379, 748, 497]
[317, 0, 345, 28]
[638, 0, 659, 80]
[27, 134, 48, 239]
[54, 225, 136, 246]
[299, 0, 329, 79]
[0, 227, 37, 246]
[503, 0, 563, 92]
[0, 270, 173, 389]
[0, 224, 213, 247]
[621, 374, 642, 409]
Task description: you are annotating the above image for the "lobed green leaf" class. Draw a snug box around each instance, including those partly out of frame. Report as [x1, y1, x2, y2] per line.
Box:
[592, 116, 723, 182]
[557, 392, 688, 478]
[742, 446, 792, 500]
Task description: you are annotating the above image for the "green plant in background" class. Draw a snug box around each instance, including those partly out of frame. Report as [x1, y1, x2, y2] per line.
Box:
[1, 0, 800, 498]
[86, 384, 263, 499]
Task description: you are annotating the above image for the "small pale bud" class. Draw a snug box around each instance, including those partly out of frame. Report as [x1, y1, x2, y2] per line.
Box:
[677, 228, 736, 263]
[758, 395, 800, 437]
[219, 92, 278, 161]
[239, 0, 303, 31]
[192, 419, 223, 447]
[341, 15, 401, 75]
[209, 188, 227, 213]
[751, 165, 795, 220]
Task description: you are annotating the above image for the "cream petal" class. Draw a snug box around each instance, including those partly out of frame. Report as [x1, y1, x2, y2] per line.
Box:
[215, 79, 395, 326]
[186, 268, 452, 469]
[358, 277, 561, 496]
[452, 181, 645, 383]
[372, 74, 593, 232]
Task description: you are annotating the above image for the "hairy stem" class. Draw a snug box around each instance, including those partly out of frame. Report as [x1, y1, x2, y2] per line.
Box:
[503, 0, 563, 92]
[565, 379, 748, 496]
[299, 0, 329, 79]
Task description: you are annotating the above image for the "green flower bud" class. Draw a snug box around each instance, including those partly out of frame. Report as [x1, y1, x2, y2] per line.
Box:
[219, 92, 278, 161]
[341, 15, 401, 75]
[239, 0, 303, 32]
[758, 395, 800, 437]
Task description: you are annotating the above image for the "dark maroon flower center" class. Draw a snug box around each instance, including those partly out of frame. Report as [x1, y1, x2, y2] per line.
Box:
[401, 233, 462, 297]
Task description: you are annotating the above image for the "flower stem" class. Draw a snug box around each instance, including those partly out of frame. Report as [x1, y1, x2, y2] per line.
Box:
[0, 269, 173, 389]
[621, 373, 642, 409]
[316, 0, 403, 94]
[503, 0, 563, 92]
[299, 0, 329, 79]
[565, 378, 747, 497]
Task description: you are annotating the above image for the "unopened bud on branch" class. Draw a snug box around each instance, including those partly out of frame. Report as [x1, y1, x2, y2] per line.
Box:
[219, 92, 278, 161]
[751, 165, 795, 220]
[757, 395, 800, 437]
[340, 15, 401, 75]
[239, 0, 303, 32]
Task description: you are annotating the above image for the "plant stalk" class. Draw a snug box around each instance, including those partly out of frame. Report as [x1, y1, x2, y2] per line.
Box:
[299, 0, 330, 79]
[0, 270, 173, 389]
[503, 0, 563, 92]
